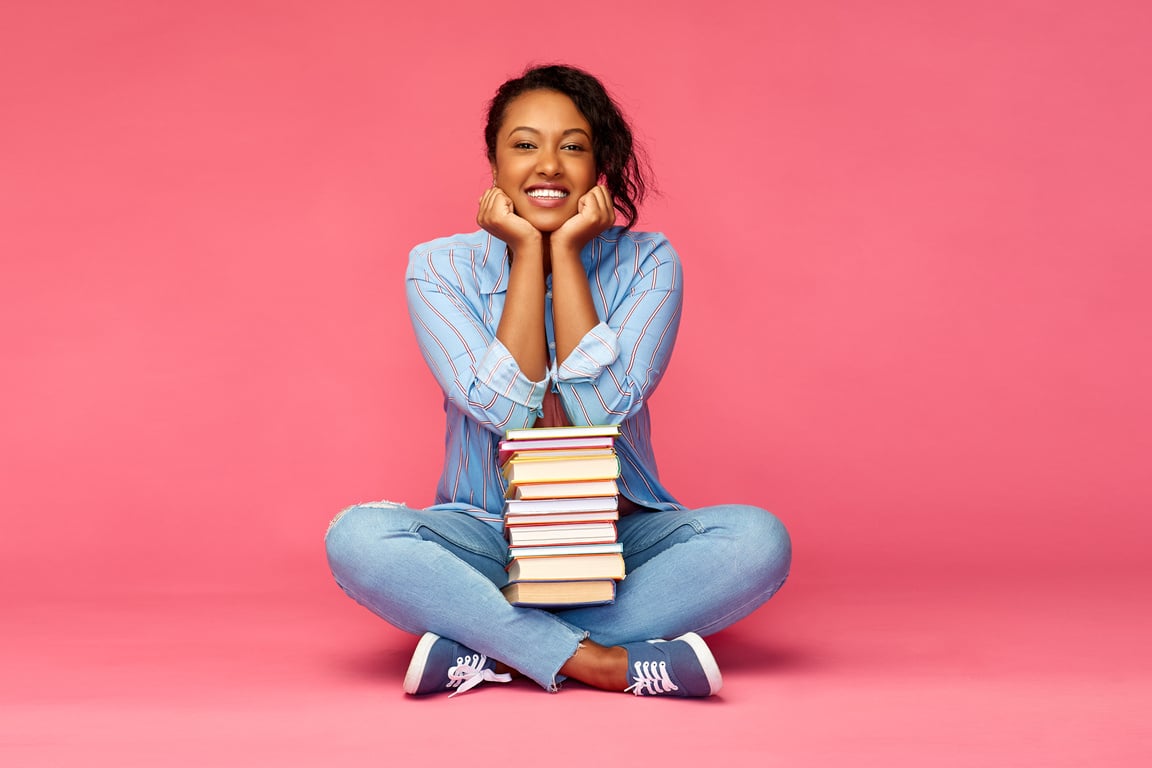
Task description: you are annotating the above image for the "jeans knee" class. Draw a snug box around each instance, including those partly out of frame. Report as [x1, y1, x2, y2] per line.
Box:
[324, 503, 399, 582]
[725, 505, 792, 587]
[324, 505, 360, 579]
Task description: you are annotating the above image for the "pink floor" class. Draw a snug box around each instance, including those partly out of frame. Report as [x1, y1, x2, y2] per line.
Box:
[5, 564, 1148, 767]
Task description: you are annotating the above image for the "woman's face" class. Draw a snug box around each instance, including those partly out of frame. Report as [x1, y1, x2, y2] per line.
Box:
[491, 89, 597, 233]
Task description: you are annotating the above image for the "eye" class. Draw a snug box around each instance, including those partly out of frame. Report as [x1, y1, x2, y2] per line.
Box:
[514, 142, 536, 150]
[562, 143, 586, 152]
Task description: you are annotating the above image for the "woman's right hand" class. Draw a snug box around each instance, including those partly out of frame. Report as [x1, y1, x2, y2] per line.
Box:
[477, 186, 542, 252]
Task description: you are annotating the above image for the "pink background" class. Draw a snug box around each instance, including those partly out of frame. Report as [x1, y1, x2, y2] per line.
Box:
[2, 1, 1150, 765]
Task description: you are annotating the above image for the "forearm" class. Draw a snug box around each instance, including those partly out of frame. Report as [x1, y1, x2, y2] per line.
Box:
[496, 240, 549, 382]
[550, 243, 599, 365]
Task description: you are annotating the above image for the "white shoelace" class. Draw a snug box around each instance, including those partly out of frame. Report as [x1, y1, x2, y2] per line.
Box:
[446, 653, 513, 697]
[624, 659, 679, 696]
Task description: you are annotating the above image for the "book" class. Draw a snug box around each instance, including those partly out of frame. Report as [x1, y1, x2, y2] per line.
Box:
[503, 454, 621, 486]
[504, 424, 621, 441]
[498, 424, 626, 608]
[503, 496, 619, 517]
[509, 479, 619, 500]
[502, 446, 617, 465]
[507, 522, 618, 547]
[507, 541, 624, 559]
[501, 579, 616, 607]
[498, 436, 616, 465]
[504, 510, 620, 528]
[506, 552, 627, 581]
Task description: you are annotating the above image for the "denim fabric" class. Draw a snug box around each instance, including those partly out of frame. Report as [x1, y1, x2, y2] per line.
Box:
[325, 502, 791, 691]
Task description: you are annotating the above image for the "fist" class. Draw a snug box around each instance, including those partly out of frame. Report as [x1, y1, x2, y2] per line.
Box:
[552, 185, 616, 251]
[477, 186, 541, 250]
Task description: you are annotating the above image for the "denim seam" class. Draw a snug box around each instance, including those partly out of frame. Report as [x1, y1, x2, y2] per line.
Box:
[692, 571, 791, 637]
[408, 520, 508, 566]
[624, 518, 706, 561]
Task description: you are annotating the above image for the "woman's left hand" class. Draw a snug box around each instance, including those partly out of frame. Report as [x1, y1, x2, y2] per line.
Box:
[551, 185, 616, 253]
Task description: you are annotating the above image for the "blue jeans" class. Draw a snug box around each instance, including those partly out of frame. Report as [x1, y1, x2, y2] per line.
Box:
[325, 502, 791, 690]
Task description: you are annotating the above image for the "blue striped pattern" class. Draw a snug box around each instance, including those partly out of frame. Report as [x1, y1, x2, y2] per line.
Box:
[406, 226, 686, 525]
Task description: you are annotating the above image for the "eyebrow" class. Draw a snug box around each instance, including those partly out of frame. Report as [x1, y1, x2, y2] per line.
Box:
[506, 127, 592, 140]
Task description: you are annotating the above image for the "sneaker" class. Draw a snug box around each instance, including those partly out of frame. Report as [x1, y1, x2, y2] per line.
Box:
[403, 632, 513, 697]
[621, 632, 722, 697]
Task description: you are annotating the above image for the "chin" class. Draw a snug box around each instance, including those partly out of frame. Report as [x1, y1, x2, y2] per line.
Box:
[518, 209, 574, 234]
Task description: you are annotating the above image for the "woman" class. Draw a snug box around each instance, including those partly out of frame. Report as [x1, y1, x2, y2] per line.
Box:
[325, 64, 792, 697]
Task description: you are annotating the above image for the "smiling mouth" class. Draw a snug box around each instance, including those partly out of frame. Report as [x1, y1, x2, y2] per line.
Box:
[526, 189, 569, 199]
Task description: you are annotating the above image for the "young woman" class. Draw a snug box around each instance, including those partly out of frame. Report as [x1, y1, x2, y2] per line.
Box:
[325, 64, 792, 697]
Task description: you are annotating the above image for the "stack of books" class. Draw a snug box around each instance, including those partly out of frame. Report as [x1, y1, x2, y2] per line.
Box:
[499, 424, 626, 608]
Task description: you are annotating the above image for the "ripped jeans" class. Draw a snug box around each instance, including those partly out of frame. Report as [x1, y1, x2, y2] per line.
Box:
[324, 502, 792, 691]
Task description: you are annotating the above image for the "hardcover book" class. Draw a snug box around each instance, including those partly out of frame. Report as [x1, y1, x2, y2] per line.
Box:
[498, 436, 616, 465]
[503, 496, 620, 517]
[505, 552, 627, 582]
[506, 522, 618, 547]
[503, 424, 621, 441]
[509, 479, 619, 500]
[503, 454, 621, 487]
[503, 510, 620, 528]
[507, 541, 624, 559]
[501, 579, 616, 607]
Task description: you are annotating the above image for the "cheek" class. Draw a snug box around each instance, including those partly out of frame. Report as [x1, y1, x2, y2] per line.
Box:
[579, 161, 599, 188]
[495, 158, 530, 185]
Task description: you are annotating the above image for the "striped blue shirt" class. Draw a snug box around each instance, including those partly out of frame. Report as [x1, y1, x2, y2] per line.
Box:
[405, 226, 686, 526]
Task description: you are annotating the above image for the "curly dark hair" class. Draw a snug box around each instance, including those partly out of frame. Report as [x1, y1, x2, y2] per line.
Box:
[484, 64, 650, 231]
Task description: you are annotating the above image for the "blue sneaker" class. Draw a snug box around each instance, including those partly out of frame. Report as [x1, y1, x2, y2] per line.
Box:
[621, 632, 722, 697]
[403, 632, 513, 697]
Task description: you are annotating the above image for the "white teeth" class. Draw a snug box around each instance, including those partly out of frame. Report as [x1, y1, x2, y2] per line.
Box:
[527, 189, 567, 198]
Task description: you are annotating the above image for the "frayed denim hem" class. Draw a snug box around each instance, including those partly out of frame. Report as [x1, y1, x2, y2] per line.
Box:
[544, 631, 590, 692]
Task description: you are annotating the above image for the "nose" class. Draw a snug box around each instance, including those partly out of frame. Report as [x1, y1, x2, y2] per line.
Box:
[535, 148, 560, 177]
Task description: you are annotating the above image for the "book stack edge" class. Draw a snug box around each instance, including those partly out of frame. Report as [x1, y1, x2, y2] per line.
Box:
[498, 425, 625, 608]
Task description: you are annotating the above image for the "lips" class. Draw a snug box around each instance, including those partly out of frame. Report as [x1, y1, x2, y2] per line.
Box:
[524, 184, 570, 208]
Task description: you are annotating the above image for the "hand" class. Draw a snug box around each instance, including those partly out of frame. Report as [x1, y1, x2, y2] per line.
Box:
[551, 185, 615, 253]
[477, 186, 542, 251]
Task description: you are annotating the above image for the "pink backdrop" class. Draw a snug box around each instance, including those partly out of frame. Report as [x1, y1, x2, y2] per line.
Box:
[4, 2, 1151, 764]
[3, 1, 1149, 593]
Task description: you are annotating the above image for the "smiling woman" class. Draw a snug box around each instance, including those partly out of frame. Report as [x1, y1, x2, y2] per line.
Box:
[324, 64, 793, 699]
[489, 89, 598, 234]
